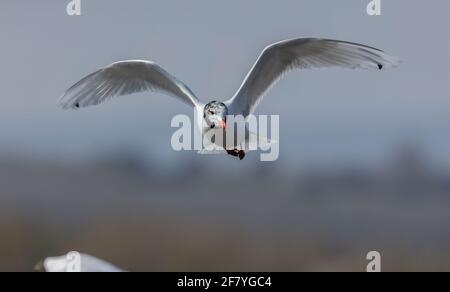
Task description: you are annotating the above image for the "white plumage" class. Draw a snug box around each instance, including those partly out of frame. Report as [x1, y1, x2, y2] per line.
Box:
[59, 38, 400, 159]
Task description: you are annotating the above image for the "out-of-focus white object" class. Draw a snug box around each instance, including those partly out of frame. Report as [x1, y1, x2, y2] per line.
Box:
[34, 252, 124, 272]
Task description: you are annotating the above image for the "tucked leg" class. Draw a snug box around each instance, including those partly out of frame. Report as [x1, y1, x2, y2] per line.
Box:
[238, 150, 246, 160]
[226, 149, 246, 160]
[226, 149, 239, 157]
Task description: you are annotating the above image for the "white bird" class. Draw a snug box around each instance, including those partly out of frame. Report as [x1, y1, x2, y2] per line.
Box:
[58, 38, 400, 160]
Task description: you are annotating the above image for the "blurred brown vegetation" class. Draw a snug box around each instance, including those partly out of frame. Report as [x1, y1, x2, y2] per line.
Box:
[1, 146, 450, 272]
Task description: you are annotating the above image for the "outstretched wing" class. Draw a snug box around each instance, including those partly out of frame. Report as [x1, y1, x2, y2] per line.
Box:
[227, 38, 400, 117]
[58, 60, 199, 109]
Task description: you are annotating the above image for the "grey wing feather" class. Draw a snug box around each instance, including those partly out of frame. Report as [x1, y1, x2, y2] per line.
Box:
[227, 38, 400, 117]
[58, 60, 199, 109]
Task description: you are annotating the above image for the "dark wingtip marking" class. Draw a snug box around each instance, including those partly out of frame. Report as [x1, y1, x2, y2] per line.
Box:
[378, 64, 383, 70]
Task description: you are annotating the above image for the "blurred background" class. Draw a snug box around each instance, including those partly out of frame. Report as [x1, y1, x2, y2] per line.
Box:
[1, 0, 450, 271]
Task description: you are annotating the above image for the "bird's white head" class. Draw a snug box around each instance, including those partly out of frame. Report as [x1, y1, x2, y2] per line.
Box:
[204, 101, 228, 129]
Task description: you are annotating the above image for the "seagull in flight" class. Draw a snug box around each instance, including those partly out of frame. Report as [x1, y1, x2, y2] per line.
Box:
[59, 38, 400, 160]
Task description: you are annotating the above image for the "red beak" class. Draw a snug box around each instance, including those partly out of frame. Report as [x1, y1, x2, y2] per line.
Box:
[218, 120, 227, 129]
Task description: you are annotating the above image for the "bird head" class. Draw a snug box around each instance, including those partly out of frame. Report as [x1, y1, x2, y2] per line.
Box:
[204, 101, 228, 129]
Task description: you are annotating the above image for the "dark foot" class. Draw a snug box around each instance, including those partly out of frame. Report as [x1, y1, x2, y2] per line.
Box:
[226, 149, 246, 160]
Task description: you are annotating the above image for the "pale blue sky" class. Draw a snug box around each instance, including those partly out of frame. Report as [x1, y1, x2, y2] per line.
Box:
[1, 1, 449, 168]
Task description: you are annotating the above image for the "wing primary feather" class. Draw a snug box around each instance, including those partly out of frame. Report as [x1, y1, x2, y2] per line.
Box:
[58, 61, 199, 110]
[227, 38, 400, 117]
